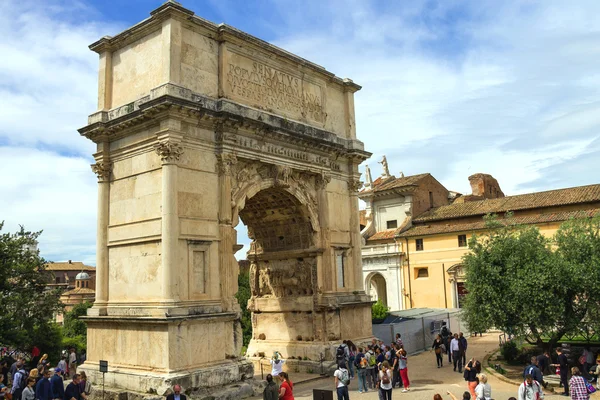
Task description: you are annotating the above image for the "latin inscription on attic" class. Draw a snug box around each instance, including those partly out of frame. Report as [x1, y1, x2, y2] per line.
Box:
[225, 51, 325, 124]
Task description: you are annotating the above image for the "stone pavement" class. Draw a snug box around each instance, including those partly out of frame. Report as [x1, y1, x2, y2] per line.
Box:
[252, 333, 574, 399]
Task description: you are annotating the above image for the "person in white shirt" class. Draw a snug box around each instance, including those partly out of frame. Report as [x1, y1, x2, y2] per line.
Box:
[378, 361, 393, 400]
[475, 373, 492, 400]
[270, 352, 285, 377]
[333, 362, 350, 400]
[518, 374, 544, 400]
[450, 334, 462, 372]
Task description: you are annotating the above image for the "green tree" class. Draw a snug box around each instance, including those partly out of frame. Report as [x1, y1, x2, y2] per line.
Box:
[236, 270, 252, 349]
[461, 214, 594, 350]
[0, 223, 64, 351]
[63, 302, 93, 338]
[371, 300, 389, 320]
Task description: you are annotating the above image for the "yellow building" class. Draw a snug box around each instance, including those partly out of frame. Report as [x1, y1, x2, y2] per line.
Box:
[397, 182, 600, 309]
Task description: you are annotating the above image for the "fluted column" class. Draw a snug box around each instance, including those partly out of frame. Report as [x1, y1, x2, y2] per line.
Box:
[155, 139, 184, 304]
[315, 173, 332, 292]
[91, 158, 112, 312]
[348, 177, 364, 291]
[217, 153, 237, 310]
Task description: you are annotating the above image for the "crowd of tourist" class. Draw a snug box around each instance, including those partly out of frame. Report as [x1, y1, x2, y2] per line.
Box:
[260, 331, 600, 400]
[0, 348, 90, 400]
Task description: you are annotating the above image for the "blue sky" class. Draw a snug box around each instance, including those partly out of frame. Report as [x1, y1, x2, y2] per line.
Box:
[1, 0, 600, 265]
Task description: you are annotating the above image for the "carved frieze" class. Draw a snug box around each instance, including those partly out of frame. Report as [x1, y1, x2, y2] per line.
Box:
[154, 141, 184, 163]
[251, 258, 316, 298]
[91, 161, 113, 181]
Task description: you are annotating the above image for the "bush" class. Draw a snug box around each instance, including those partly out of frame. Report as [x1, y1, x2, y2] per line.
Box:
[500, 341, 519, 362]
[371, 300, 389, 320]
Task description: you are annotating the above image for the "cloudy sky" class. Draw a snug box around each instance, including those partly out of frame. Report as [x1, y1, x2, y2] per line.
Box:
[1, 0, 599, 265]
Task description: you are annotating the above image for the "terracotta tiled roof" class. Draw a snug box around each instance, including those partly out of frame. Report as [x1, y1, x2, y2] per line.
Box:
[398, 208, 600, 238]
[367, 229, 397, 241]
[362, 173, 430, 194]
[414, 184, 600, 223]
[373, 173, 429, 192]
[45, 262, 96, 272]
[62, 287, 96, 296]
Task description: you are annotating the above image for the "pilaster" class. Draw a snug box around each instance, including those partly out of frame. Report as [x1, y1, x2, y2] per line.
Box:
[155, 135, 184, 303]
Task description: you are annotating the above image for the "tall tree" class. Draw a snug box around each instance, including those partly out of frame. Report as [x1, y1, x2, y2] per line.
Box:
[0, 223, 64, 350]
[461, 215, 600, 349]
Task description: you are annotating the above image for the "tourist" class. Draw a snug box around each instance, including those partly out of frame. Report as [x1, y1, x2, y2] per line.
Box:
[398, 348, 410, 392]
[165, 385, 186, 400]
[68, 349, 77, 379]
[1, 361, 8, 386]
[433, 395, 443, 400]
[79, 351, 86, 366]
[569, 367, 589, 400]
[375, 346, 385, 368]
[552, 347, 569, 396]
[517, 374, 543, 400]
[347, 341, 357, 380]
[582, 348, 595, 378]
[475, 373, 491, 400]
[78, 371, 91, 400]
[441, 323, 451, 364]
[21, 378, 36, 400]
[537, 351, 550, 375]
[523, 356, 543, 386]
[378, 361, 393, 400]
[64, 374, 81, 400]
[10, 362, 27, 400]
[395, 334, 403, 349]
[387, 344, 396, 388]
[270, 352, 285, 377]
[366, 346, 378, 390]
[57, 357, 67, 378]
[50, 368, 64, 400]
[432, 334, 444, 368]
[9, 358, 23, 385]
[278, 372, 294, 400]
[459, 333, 468, 368]
[334, 361, 350, 400]
[35, 370, 52, 400]
[464, 357, 481, 398]
[446, 390, 470, 400]
[38, 355, 50, 374]
[589, 358, 600, 388]
[0, 374, 8, 398]
[354, 347, 368, 393]
[263, 374, 278, 400]
[450, 334, 462, 372]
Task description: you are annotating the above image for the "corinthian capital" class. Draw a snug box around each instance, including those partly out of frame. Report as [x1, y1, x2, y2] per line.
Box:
[217, 153, 238, 175]
[91, 162, 113, 181]
[314, 173, 331, 190]
[154, 141, 184, 164]
[348, 179, 363, 192]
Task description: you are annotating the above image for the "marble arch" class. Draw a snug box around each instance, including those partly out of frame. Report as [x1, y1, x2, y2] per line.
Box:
[79, 1, 373, 396]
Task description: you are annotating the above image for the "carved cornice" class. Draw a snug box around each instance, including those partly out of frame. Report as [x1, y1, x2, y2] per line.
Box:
[154, 141, 184, 164]
[91, 162, 113, 181]
[217, 153, 238, 175]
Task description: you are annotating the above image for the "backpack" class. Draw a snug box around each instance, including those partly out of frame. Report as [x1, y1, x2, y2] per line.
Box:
[336, 345, 346, 362]
[381, 370, 390, 385]
[339, 369, 350, 386]
[368, 352, 377, 367]
[360, 356, 368, 368]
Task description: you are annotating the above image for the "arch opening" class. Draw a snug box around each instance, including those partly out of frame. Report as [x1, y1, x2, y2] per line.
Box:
[367, 273, 388, 307]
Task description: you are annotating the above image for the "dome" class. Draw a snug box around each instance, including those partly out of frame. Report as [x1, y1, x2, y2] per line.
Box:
[76, 271, 90, 280]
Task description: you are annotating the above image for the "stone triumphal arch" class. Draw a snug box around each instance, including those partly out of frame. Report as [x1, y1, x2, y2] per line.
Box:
[79, 1, 372, 395]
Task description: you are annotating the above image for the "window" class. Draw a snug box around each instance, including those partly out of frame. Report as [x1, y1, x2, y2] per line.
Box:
[386, 220, 398, 229]
[458, 234, 467, 247]
[416, 268, 429, 278]
[336, 252, 345, 288]
[416, 238, 424, 251]
[55, 277, 61, 284]
[429, 191, 434, 208]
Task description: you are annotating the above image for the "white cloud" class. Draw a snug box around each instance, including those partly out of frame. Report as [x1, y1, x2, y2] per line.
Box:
[3, 0, 600, 264]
